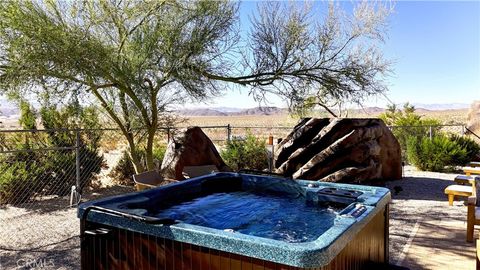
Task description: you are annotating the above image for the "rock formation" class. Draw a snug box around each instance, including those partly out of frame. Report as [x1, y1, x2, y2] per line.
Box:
[160, 126, 231, 180]
[467, 101, 480, 136]
[274, 118, 402, 183]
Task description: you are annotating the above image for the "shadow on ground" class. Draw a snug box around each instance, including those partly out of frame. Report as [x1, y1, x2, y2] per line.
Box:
[387, 173, 475, 269]
[0, 185, 134, 214]
[0, 237, 80, 270]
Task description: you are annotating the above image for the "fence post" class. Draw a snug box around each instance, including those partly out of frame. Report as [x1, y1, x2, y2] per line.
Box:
[167, 127, 171, 142]
[462, 125, 465, 136]
[70, 129, 82, 206]
[75, 129, 81, 196]
[227, 124, 231, 142]
[267, 135, 274, 172]
[429, 126, 432, 140]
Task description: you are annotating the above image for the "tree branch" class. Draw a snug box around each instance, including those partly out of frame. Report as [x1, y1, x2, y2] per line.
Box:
[318, 102, 338, 118]
[90, 87, 128, 136]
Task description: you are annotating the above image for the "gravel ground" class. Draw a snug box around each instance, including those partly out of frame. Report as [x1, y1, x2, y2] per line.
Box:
[0, 186, 133, 270]
[0, 167, 465, 269]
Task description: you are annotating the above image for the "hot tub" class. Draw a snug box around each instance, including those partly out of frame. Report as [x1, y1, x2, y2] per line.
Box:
[78, 172, 390, 269]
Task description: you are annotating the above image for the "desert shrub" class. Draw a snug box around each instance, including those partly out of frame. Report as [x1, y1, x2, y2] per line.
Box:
[0, 104, 104, 203]
[39, 105, 103, 195]
[109, 144, 167, 185]
[406, 135, 469, 172]
[221, 134, 269, 171]
[109, 151, 136, 185]
[39, 148, 103, 195]
[152, 144, 167, 164]
[0, 158, 46, 204]
[379, 103, 441, 163]
[449, 134, 480, 163]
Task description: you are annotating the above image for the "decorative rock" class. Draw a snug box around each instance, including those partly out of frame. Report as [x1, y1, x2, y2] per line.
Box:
[274, 118, 330, 168]
[274, 118, 402, 183]
[467, 101, 480, 136]
[160, 127, 231, 180]
[467, 101, 480, 161]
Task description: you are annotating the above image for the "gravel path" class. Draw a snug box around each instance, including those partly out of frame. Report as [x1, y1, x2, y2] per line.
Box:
[0, 167, 466, 269]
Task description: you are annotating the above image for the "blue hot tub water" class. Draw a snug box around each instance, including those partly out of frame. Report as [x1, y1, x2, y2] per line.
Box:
[109, 175, 356, 243]
[141, 190, 342, 243]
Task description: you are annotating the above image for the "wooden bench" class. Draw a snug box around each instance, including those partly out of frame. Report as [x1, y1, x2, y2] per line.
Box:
[455, 175, 476, 186]
[444, 184, 473, 206]
[464, 166, 480, 176]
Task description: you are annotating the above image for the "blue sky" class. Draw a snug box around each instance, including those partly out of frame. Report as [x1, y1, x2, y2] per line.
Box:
[203, 0, 480, 109]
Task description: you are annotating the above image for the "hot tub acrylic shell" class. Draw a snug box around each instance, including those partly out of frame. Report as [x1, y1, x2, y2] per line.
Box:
[78, 172, 391, 269]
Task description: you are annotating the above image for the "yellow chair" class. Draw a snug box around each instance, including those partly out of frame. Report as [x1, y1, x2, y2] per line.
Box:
[464, 166, 480, 176]
[445, 185, 472, 206]
[469, 161, 480, 168]
[454, 175, 476, 186]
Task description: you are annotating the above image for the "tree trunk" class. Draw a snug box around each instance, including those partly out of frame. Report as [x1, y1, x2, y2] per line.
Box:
[129, 150, 144, 174]
[318, 103, 338, 118]
[125, 133, 145, 174]
[145, 127, 156, 171]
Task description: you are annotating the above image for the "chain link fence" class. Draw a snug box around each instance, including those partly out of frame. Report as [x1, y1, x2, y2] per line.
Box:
[0, 123, 472, 269]
[0, 128, 171, 269]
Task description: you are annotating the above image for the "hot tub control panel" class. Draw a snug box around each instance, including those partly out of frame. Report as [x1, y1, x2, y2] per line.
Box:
[316, 187, 363, 204]
[339, 203, 368, 218]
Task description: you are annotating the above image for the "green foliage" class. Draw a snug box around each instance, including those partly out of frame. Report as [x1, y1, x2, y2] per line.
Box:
[109, 151, 137, 186]
[18, 101, 37, 130]
[221, 134, 269, 171]
[386, 103, 480, 172]
[449, 134, 480, 164]
[0, 144, 47, 204]
[379, 103, 441, 162]
[406, 134, 479, 172]
[0, 159, 44, 204]
[152, 144, 167, 164]
[40, 105, 102, 147]
[0, 104, 104, 204]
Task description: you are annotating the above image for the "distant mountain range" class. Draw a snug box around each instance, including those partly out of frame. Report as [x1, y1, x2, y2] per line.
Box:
[175, 103, 470, 116]
[411, 103, 470, 111]
[175, 106, 287, 116]
[0, 99, 471, 118]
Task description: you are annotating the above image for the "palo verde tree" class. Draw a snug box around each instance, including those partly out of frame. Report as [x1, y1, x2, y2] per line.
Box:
[0, 0, 393, 173]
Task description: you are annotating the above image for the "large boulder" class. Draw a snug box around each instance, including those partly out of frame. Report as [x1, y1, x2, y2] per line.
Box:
[467, 101, 480, 161]
[274, 118, 402, 183]
[160, 126, 231, 180]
